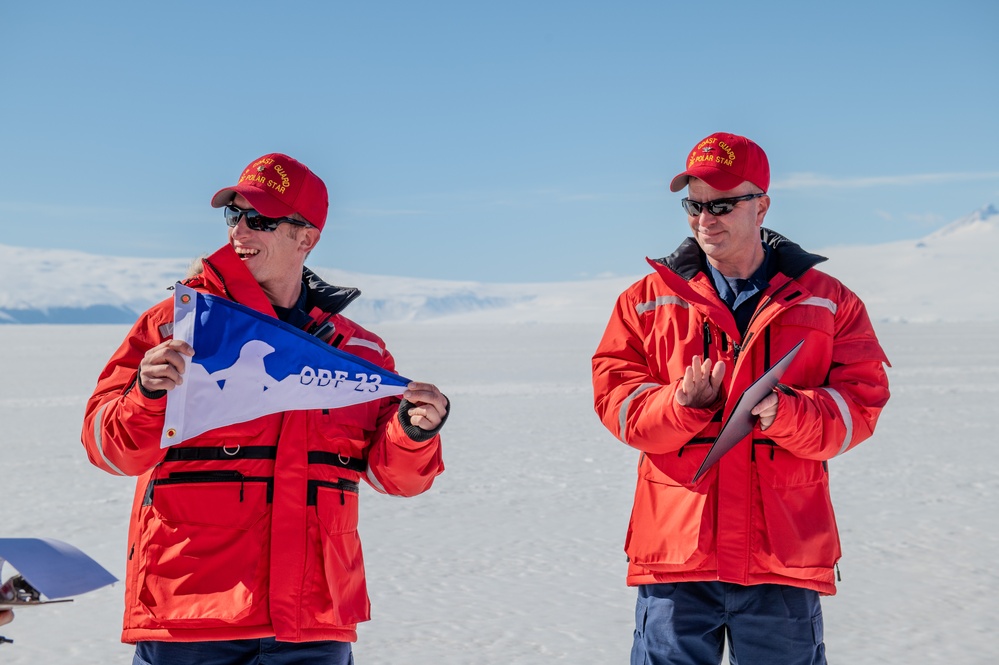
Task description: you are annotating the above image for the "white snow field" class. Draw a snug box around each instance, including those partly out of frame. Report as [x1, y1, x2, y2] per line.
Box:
[1, 317, 996, 664]
[1, 204, 997, 662]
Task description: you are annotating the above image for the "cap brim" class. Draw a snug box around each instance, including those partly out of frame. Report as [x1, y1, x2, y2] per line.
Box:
[210, 185, 294, 219]
[669, 168, 747, 193]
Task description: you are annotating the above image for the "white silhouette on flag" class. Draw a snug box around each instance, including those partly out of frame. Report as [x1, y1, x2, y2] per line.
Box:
[162, 284, 408, 447]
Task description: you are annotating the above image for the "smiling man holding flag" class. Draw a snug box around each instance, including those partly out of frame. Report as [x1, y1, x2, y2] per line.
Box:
[82, 153, 448, 665]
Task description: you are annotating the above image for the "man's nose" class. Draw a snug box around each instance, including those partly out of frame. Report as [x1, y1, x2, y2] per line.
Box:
[230, 217, 252, 237]
[698, 209, 720, 224]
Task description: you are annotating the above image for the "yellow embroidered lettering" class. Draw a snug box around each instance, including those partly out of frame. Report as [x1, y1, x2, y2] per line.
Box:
[717, 141, 737, 162]
[273, 165, 292, 190]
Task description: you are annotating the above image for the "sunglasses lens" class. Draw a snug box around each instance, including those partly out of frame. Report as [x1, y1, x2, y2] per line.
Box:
[252, 215, 281, 232]
[681, 199, 702, 216]
[223, 205, 304, 231]
[224, 208, 270, 231]
[243, 213, 266, 231]
[707, 202, 735, 216]
[224, 205, 242, 227]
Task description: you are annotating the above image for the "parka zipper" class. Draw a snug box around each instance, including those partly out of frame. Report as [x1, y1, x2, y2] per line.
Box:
[307, 478, 360, 506]
[677, 438, 715, 457]
[732, 279, 799, 360]
[201, 258, 239, 303]
[143, 470, 274, 504]
[751, 439, 777, 461]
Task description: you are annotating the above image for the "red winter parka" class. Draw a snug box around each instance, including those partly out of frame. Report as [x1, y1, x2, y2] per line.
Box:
[592, 230, 890, 595]
[81, 245, 444, 644]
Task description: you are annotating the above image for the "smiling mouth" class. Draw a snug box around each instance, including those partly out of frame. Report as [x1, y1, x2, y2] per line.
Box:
[235, 247, 260, 260]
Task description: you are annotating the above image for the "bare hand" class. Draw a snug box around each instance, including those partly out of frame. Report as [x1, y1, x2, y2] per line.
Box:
[138, 339, 194, 393]
[675, 356, 726, 408]
[0, 609, 12, 627]
[751, 392, 780, 430]
[403, 382, 448, 430]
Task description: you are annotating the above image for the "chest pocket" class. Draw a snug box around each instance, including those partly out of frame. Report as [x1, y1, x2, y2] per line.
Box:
[770, 302, 835, 387]
[307, 401, 382, 459]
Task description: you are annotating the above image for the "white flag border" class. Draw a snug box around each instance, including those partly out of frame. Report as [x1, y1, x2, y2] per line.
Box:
[160, 283, 411, 448]
[161, 283, 198, 447]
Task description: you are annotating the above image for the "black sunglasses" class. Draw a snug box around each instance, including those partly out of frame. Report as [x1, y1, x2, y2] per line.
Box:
[224, 205, 313, 232]
[681, 192, 766, 217]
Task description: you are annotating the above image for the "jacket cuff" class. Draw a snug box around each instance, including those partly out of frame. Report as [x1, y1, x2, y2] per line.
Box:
[397, 396, 450, 442]
[669, 387, 725, 430]
[136, 373, 167, 400]
[761, 388, 798, 438]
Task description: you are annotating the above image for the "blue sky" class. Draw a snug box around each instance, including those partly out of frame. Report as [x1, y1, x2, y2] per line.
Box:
[2, 1, 997, 282]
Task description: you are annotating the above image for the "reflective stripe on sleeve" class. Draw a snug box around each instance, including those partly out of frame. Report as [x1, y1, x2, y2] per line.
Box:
[345, 338, 384, 355]
[366, 466, 387, 493]
[800, 297, 837, 315]
[93, 402, 128, 476]
[619, 383, 659, 444]
[821, 387, 853, 455]
[635, 296, 689, 315]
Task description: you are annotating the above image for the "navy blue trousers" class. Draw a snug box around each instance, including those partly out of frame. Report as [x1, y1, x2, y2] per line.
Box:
[632, 582, 827, 665]
[133, 637, 352, 665]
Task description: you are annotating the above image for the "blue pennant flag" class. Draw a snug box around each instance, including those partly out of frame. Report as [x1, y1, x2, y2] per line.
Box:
[162, 284, 409, 447]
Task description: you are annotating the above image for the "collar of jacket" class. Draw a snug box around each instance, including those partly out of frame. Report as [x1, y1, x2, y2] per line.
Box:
[188, 245, 362, 318]
[650, 228, 828, 282]
[302, 266, 361, 316]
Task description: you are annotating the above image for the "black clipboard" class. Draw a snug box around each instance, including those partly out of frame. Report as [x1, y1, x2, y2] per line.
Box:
[691, 339, 804, 483]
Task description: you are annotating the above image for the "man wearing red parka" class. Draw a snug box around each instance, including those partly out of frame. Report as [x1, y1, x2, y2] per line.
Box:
[82, 153, 448, 665]
[592, 133, 890, 665]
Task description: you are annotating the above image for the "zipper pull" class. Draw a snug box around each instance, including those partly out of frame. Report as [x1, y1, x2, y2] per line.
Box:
[733, 331, 755, 360]
[835, 562, 842, 582]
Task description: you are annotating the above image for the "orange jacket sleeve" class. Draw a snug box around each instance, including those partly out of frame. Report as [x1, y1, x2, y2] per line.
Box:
[763, 285, 891, 460]
[80, 302, 172, 476]
[592, 284, 721, 455]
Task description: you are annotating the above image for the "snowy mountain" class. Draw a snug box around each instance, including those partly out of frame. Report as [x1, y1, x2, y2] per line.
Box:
[1, 205, 996, 324]
[817, 204, 999, 323]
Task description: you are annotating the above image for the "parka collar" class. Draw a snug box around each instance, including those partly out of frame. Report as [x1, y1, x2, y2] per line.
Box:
[190, 245, 362, 318]
[652, 228, 827, 283]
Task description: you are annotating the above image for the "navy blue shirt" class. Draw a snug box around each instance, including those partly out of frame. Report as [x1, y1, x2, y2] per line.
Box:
[706, 243, 773, 335]
[272, 281, 313, 329]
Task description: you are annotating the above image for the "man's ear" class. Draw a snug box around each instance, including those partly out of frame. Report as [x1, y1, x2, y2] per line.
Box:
[299, 227, 321, 253]
[755, 194, 771, 228]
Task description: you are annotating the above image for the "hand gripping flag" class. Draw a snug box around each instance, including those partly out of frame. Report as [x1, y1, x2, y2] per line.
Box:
[161, 284, 409, 447]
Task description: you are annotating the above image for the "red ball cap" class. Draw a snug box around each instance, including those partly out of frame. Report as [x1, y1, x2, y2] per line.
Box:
[211, 153, 329, 230]
[669, 132, 770, 194]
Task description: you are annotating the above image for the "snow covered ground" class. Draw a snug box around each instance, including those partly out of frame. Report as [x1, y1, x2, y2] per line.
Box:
[1, 318, 996, 664]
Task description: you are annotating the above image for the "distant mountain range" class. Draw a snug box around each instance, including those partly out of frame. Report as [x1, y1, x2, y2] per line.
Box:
[2, 205, 996, 325]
